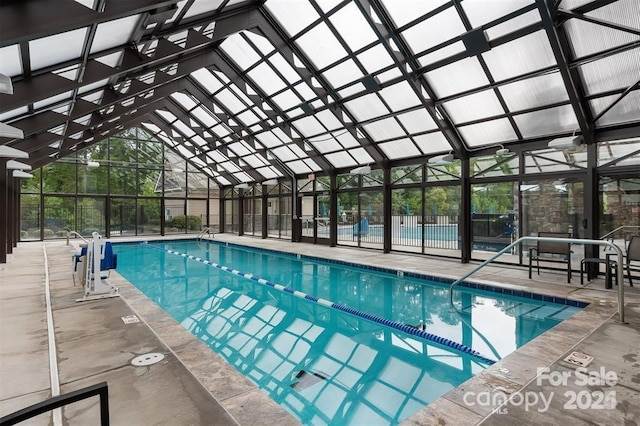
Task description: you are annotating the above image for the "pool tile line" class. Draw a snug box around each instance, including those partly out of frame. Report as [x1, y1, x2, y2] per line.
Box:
[139, 242, 498, 366]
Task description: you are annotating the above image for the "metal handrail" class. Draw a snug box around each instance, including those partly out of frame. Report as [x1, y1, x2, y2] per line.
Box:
[0, 382, 109, 426]
[66, 231, 88, 245]
[197, 227, 214, 239]
[448, 236, 626, 323]
[600, 225, 640, 240]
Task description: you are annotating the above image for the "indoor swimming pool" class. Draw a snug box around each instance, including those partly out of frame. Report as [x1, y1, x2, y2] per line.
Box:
[113, 240, 586, 425]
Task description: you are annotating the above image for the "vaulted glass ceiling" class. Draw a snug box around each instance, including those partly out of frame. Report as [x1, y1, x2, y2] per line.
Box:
[1, 0, 638, 187]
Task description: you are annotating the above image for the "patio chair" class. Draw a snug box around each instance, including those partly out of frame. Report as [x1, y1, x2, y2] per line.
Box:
[528, 232, 572, 283]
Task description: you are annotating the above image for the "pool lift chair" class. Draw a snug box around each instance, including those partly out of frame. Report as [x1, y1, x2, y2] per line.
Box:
[73, 232, 119, 302]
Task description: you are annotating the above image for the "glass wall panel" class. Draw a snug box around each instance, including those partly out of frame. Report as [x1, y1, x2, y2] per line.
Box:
[77, 163, 108, 194]
[424, 185, 461, 255]
[110, 198, 136, 236]
[225, 199, 237, 233]
[108, 136, 137, 166]
[20, 194, 40, 240]
[110, 167, 137, 195]
[599, 177, 640, 245]
[165, 199, 186, 234]
[391, 188, 422, 252]
[253, 198, 263, 237]
[43, 196, 75, 238]
[243, 198, 255, 235]
[187, 199, 207, 234]
[139, 168, 162, 197]
[138, 140, 163, 167]
[77, 197, 106, 236]
[42, 162, 76, 194]
[471, 182, 517, 257]
[316, 194, 330, 239]
[279, 196, 292, 237]
[301, 195, 314, 238]
[137, 198, 161, 235]
[267, 196, 280, 237]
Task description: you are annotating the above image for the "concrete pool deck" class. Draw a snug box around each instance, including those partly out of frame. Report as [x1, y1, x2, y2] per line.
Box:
[1, 234, 639, 425]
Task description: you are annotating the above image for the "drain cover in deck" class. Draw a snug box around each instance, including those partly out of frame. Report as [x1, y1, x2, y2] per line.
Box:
[131, 353, 165, 366]
[564, 351, 594, 367]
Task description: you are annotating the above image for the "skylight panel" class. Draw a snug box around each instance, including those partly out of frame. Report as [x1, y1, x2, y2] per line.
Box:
[322, 60, 364, 89]
[293, 82, 317, 102]
[396, 109, 437, 133]
[329, 3, 378, 52]
[228, 142, 252, 157]
[315, 110, 343, 130]
[310, 137, 342, 153]
[296, 23, 349, 70]
[210, 124, 231, 138]
[498, 72, 569, 111]
[272, 90, 302, 111]
[325, 151, 357, 168]
[191, 68, 224, 94]
[247, 62, 287, 95]
[214, 89, 245, 114]
[350, 147, 374, 164]
[265, 0, 320, 36]
[416, 42, 466, 68]
[244, 154, 266, 168]
[379, 81, 422, 111]
[171, 92, 198, 111]
[425, 57, 490, 98]
[33, 91, 73, 110]
[29, 28, 88, 70]
[90, 15, 140, 54]
[591, 91, 640, 126]
[229, 83, 253, 105]
[288, 144, 307, 158]
[256, 166, 281, 179]
[380, 0, 449, 27]
[157, 110, 178, 123]
[220, 161, 241, 173]
[482, 31, 556, 81]
[485, 10, 541, 40]
[413, 132, 451, 154]
[269, 54, 301, 85]
[183, 0, 225, 19]
[255, 131, 285, 148]
[401, 7, 466, 54]
[357, 44, 395, 74]
[236, 109, 259, 126]
[172, 120, 196, 137]
[442, 90, 505, 124]
[362, 117, 406, 142]
[514, 104, 578, 138]
[77, 78, 109, 95]
[565, 17, 640, 59]
[378, 138, 421, 159]
[292, 116, 326, 137]
[344, 93, 389, 121]
[221, 34, 262, 70]
[462, 0, 534, 28]
[166, 1, 188, 24]
[337, 83, 367, 99]
[287, 159, 315, 174]
[244, 31, 276, 56]
[335, 131, 360, 148]
[0, 106, 28, 123]
[458, 118, 518, 146]
[579, 50, 640, 96]
[272, 146, 298, 161]
[192, 106, 219, 127]
[0, 44, 22, 77]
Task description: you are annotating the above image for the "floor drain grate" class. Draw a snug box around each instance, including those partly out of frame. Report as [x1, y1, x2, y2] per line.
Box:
[131, 352, 165, 367]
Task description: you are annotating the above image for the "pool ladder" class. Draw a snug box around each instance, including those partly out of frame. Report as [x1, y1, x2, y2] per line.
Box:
[66, 230, 88, 246]
[448, 236, 626, 323]
[197, 227, 214, 240]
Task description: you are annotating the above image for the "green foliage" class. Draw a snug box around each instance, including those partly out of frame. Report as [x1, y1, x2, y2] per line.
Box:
[43, 229, 55, 237]
[169, 215, 202, 230]
[20, 230, 28, 239]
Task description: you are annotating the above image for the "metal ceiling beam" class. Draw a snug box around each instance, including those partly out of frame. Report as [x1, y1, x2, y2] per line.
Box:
[536, 0, 594, 145]
[0, 0, 179, 47]
[558, 9, 640, 37]
[365, 0, 466, 156]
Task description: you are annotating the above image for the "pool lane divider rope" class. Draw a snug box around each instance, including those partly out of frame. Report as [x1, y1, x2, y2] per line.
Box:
[141, 243, 496, 365]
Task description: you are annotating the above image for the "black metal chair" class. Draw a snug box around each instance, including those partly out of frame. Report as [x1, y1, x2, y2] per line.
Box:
[528, 232, 572, 283]
[623, 235, 639, 287]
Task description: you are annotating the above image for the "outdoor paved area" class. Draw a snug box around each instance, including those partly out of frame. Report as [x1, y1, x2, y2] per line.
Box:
[1, 234, 639, 425]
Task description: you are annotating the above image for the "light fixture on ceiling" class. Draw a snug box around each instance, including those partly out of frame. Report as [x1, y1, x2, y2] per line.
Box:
[495, 145, 511, 156]
[350, 165, 371, 175]
[13, 170, 33, 178]
[428, 152, 454, 165]
[0, 122, 24, 139]
[235, 182, 250, 189]
[262, 179, 279, 185]
[86, 161, 100, 168]
[548, 135, 582, 150]
[0, 145, 28, 159]
[6, 160, 31, 170]
[0, 73, 13, 95]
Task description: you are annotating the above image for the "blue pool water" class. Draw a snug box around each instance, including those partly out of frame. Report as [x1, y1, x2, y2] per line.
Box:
[113, 240, 584, 425]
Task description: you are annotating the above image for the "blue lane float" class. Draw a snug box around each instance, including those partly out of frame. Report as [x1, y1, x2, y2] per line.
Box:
[140, 242, 496, 365]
